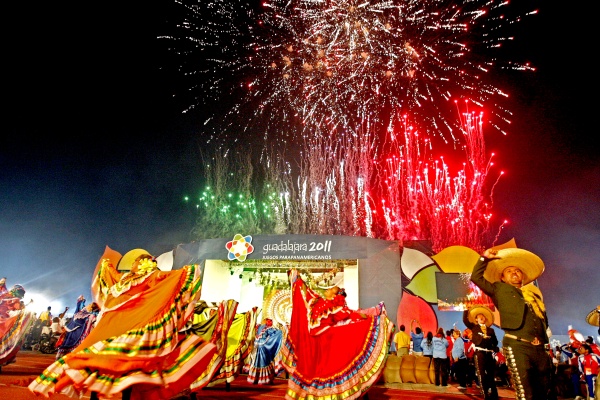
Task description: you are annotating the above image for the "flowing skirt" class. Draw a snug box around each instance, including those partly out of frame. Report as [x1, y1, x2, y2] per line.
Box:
[281, 273, 395, 400]
[244, 324, 285, 384]
[1, 309, 36, 365]
[28, 262, 217, 400]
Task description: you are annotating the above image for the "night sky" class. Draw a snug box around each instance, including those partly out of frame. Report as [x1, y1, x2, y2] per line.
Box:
[2, 1, 598, 340]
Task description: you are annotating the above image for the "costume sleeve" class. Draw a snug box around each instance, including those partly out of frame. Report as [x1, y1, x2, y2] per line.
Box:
[329, 295, 360, 323]
[74, 298, 86, 314]
[470, 257, 495, 298]
[0, 297, 21, 318]
[91, 247, 123, 308]
[471, 328, 483, 346]
[560, 344, 574, 358]
[301, 286, 367, 335]
[593, 355, 600, 373]
[462, 310, 474, 328]
[289, 269, 316, 303]
[490, 328, 498, 348]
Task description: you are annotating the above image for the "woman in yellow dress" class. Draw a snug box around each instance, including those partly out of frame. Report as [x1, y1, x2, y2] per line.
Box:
[29, 246, 216, 400]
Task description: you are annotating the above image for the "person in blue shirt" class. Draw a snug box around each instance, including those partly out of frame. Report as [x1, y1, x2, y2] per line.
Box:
[451, 329, 469, 390]
[432, 327, 449, 386]
[410, 319, 424, 356]
[422, 331, 434, 358]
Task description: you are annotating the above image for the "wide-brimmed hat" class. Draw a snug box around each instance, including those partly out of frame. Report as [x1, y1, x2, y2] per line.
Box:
[467, 305, 495, 327]
[483, 248, 544, 285]
[116, 248, 152, 271]
[586, 307, 600, 327]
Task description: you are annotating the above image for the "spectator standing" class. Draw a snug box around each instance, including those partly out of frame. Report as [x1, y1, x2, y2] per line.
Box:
[578, 343, 599, 400]
[29, 305, 52, 346]
[422, 331, 434, 358]
[463, 328, 477, 387]
[410, 319, 424, 356]
[548, 345, 562, 400]
[562, 343, 584, 399]
[446, 329, 455, 383]
[587, 336, 600, 357]
[394, 324, 411, 356]
[38, 306, 52, 324]
[451, 329, 468, 390]
[432, 327, 449, 386]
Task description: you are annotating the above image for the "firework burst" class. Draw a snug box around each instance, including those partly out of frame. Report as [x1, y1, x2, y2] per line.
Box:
[374, 109, 507, 251]
[165, 0, 521, 248]
[160, 0, 537, 147]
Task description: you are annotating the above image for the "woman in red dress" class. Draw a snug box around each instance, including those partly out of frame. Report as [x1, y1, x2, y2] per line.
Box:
[281, 269, 395, 400]
[0, 283, 35, 369]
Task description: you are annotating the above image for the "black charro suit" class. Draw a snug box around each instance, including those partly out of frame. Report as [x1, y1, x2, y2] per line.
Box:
[470, 257, 552, 400]
[463, 311, 498, 400]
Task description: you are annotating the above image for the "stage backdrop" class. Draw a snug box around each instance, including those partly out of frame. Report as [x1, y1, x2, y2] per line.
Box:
[165, 235, 511, 340]
[171, 234, 402, 328]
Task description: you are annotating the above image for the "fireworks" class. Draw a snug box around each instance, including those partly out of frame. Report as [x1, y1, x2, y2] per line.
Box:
[374, 109, 507, 251]
[164, 0, 525, 249]
[161, 0, 537, 146]
[267, 108, 506, 251]
[188, 106, 506, 251]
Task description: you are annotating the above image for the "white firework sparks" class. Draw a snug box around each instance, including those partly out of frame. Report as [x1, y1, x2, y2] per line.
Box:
[160, 0, 536, 147]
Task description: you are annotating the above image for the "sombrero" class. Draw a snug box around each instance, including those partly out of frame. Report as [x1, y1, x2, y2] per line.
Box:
[586, 306, 600, 327]
[483, 248, 544, 285]
[116, 248, 152, 272]
[467, 305, 495, 327]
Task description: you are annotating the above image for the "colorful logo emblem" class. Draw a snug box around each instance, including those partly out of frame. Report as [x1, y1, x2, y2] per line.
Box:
[226, 234, 254, 261]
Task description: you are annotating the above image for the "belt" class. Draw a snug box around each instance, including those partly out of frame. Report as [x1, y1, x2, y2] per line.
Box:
[504, 334, 550, 349]
[474, 347, 494, 353]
